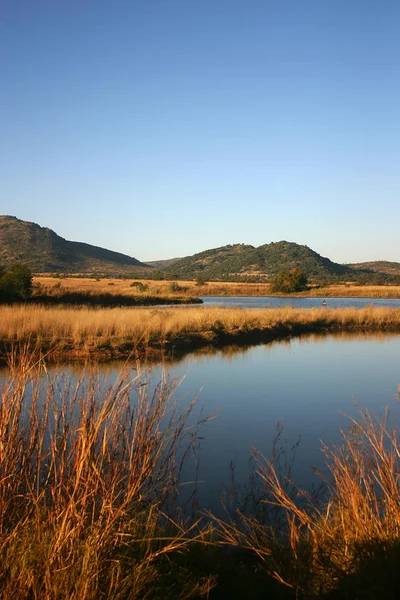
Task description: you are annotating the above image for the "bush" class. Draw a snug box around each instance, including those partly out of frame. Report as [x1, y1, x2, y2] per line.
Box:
[130, 281, 148, 292]
[271, 269, 308, 293]
[195, 277, 207, 286]
[0, 263, 33, 302]
[169, 281, 183, 292]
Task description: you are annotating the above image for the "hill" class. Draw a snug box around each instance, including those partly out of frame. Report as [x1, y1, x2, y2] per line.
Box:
[145, 257, 183, 269]
[348, 261, 400, 276]
[0, 216, 150, 275]
[165, 241, 355, 281]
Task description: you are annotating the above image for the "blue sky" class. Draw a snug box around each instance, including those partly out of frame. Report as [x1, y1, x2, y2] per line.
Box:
[1, 0, 399, 263]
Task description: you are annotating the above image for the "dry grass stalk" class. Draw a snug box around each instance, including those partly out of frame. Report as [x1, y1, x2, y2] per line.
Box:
[0, 349, 214, 599]
[215, 406, 400, 597]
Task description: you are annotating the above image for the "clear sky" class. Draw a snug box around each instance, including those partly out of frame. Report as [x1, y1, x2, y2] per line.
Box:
[1, 0, 399, 263]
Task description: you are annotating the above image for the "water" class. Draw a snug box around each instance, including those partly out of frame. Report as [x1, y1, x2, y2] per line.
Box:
[201, 296, 400, 309]
[2, 332, 400, 513]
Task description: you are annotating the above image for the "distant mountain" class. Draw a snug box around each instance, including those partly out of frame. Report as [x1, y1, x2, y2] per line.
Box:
[348, 261, 400, 276]
[145, 257, 183, 269]
[165, 241, 355, 281]
[0, 216, 150, 275]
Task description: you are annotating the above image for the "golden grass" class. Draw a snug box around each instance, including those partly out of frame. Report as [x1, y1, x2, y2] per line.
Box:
[34, 276, 400, 299]
[1, 304, 400, 359]
[2, 348, 400, 597]
[216, 404, 400, 597]
[0, 353, 215, 599]
[34, 276, 273, 298]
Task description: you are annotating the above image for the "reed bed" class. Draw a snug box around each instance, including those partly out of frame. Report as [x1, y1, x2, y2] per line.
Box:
[215, 404, 400, 598]
[1, 305, 400, 359]
[1, 349, 400, 597]
[0, 353, 214, 599]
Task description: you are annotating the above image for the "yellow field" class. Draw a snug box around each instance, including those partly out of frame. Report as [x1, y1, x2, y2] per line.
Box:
[33, 276, 400, 299]
[2, 304, 400, 360]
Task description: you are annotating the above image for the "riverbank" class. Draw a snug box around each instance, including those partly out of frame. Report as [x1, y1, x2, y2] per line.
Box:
[2, 304, 400, 362]
[34, 276, 400, 299]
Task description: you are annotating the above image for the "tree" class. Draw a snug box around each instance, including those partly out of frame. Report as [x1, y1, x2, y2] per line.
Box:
[271, 269, 308, 293]
[0, 263, 33, 302]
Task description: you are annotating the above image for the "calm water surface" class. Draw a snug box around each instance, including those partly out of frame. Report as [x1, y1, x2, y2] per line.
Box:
[201, 296, 400, 309]
[2, 333, 400, 512]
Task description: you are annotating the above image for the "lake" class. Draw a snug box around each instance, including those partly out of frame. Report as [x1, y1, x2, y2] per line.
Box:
[3, 331, 399, 514]
[201, 295, 400, 309]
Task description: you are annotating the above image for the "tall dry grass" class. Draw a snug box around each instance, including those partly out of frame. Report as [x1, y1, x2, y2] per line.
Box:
[34, 276, 400, 299]
[0, 350, 214, 599]
[1, 305, 400, 359]
[216, 404, 400, 598]
[33, 277, 272, 299]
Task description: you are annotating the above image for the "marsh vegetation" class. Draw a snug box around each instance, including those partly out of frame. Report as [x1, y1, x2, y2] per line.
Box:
[1, 350, 400, 598]
[2, 304, 400, 361]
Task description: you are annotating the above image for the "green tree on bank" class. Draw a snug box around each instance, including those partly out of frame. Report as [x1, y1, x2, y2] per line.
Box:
[0, 263, 33, 302]
[271, 268, 308, 293]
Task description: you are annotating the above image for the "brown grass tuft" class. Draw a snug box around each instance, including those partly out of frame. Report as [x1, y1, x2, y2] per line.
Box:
[0, 350, 215, 599]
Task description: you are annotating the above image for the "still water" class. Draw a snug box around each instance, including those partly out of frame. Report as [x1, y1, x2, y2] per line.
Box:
[2, 333, 400, 512]
[201, 296, 400, 309]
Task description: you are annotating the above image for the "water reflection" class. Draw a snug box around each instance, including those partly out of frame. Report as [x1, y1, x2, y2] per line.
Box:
[201, 296, 400, 309]
[2, 332, 400, 513]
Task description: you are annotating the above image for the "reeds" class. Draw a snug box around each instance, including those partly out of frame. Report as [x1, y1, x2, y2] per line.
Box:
[216, 405, 400, 598]
[1, 305, 400, 360]
[0, 351, 214, 599]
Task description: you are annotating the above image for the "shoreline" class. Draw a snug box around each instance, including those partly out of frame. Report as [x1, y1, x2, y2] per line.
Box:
[2, 304, 400, 364]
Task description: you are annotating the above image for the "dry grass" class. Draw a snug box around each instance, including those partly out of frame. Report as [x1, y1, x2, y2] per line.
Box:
[33, 276, 273, 299]
[0, 351, 215, 599]
[1, 304, 400, 360]
[34, 277, 400, 299]
[2, 347, 400, 597]
[215, 403, 400, 598]
[297, 283, 400, 298]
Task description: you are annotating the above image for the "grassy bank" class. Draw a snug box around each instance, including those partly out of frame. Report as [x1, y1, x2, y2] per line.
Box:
[0, 357, 217, 599]
[34, 276, 400, 299]
[216, 404, 400, 599]
[1, 304, 400, 361]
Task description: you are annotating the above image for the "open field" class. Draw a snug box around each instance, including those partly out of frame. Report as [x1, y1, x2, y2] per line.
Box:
[34, 276, 400, 299]
[2, 304, 400, 361]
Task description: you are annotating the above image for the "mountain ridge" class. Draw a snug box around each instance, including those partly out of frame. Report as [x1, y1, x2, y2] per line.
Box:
[164, 241, 355, 281]
[0, 215, 150, 275]
[2, 216, 399, 282]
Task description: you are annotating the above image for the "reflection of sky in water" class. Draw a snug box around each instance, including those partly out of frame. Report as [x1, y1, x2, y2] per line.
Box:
[201, 296, 400, 309]
[2, 333, 400, 513]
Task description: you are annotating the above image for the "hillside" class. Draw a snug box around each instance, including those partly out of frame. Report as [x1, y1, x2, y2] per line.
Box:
[0, 216, 150, 275]
[349, 261, 400, 276]
[165, 241, 355, 281]
[145, 257, 183, 269]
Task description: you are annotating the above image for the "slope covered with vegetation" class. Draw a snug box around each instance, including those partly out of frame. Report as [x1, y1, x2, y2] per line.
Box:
[165, 241, 355, 281]
[349, 260, 400, 276]
[0, 216, 150, 275]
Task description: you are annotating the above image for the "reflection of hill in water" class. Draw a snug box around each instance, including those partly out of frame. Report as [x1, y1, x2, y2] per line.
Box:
[1, 331, 397, 379]
[100, 331, 400, 369]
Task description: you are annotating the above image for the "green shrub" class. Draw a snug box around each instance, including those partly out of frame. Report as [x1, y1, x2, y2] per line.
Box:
[271, 269, 308, 293]
[0, 263, 33, 302]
